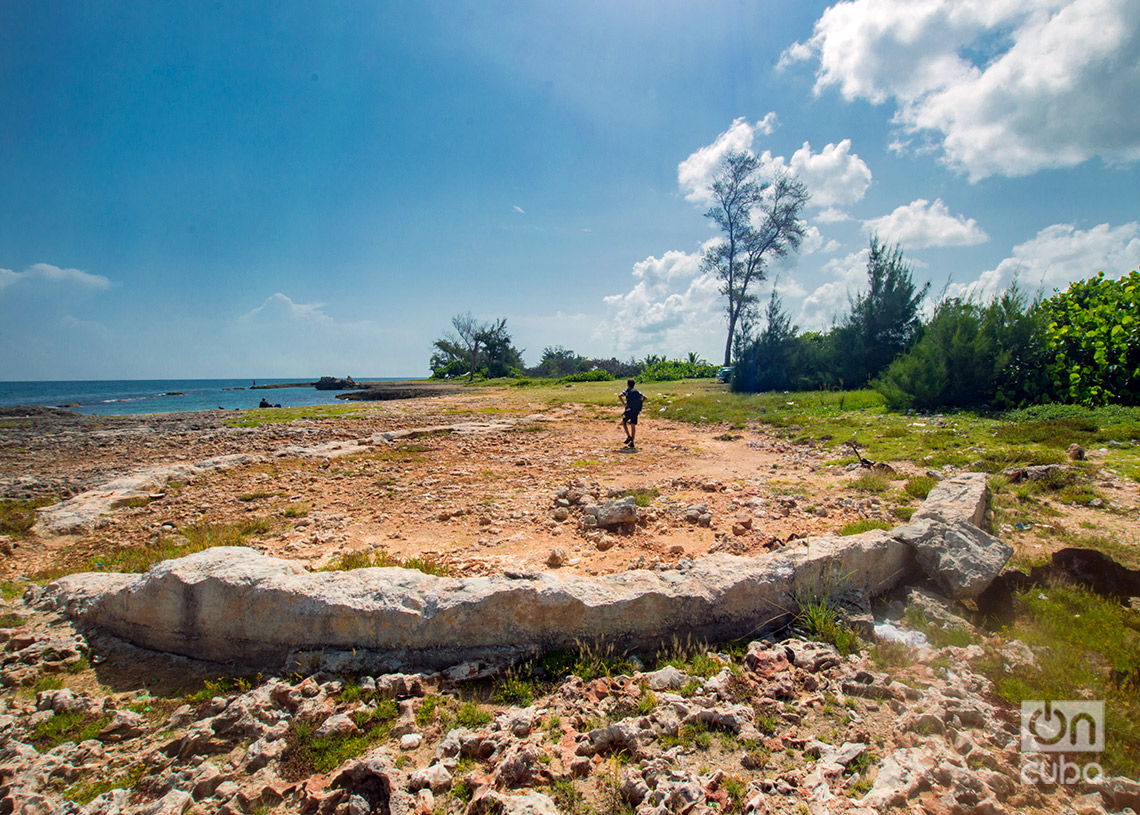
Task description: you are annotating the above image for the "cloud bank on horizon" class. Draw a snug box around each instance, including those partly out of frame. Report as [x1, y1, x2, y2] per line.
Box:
[1, 0, 1138, 379]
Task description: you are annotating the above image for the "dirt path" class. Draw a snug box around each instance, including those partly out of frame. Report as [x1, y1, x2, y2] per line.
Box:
[3, 386, 1137, 581]
[1, 388, 916, 581]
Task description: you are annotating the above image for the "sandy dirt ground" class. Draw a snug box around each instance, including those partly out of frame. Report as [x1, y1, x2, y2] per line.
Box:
[2, 385, 1137, 582]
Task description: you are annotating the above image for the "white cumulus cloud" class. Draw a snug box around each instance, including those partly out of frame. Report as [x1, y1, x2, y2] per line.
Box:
[677, 115, 778, 205]
[785, 0, 1140, 180]
[0, 263, 112, 292]
[796, 248, 871, 330]
[679, 128, 873, 219]
[790, 140, 872, 207]
[949, 221, 1140, 300]
[241, 292, 333, 324]
[863, 198, 988, 249]
[596, 247, 723, 359]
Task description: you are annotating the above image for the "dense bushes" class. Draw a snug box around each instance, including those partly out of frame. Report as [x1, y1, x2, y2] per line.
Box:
[874, 271, 1137, 410]
[561, 369, 614, 383]
[732, 251, 1137, 410]
[874, 285, 1050, 410]
[1043, 270, 1140, 406]
[639, 359, 720, 382]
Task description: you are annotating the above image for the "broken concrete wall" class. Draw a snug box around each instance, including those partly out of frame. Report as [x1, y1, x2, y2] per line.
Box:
[41, 473, 1009, 670]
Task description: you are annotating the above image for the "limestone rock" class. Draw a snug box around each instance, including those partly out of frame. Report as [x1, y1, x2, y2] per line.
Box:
[581, 496, 637, 528]
[912, 472, 990, 530]
[894, 517, 1011, 600]
[44, 532, 915, 669]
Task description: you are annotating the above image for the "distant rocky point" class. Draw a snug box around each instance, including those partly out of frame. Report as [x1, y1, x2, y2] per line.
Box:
[314, 375, 362, 390]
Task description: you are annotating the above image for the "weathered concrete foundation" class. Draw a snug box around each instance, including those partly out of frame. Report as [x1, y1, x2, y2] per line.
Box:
[42, 473, 1008, 671]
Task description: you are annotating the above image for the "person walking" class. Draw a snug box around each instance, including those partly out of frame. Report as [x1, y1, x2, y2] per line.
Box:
[619, 379, 645, 449]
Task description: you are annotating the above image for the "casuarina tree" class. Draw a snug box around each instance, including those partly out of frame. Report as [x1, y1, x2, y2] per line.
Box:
[701, 151, 810, 367]
[832, 235, 930, 386]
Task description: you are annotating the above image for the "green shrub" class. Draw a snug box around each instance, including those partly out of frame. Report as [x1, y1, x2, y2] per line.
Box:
[1043, 270, 1140, 406]
[455, 702, 492, 729]
[561, 369, 614, 383]
[795, 597, 861, 656]
[639, 359, 719, 382]
[874, 284, 1050, 410]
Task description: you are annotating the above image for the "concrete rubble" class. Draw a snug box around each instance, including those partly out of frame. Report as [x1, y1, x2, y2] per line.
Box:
[3, 472, 1129, 814]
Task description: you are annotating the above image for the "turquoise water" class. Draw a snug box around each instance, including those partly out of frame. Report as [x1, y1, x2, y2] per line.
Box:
[0, 378, 408, 416]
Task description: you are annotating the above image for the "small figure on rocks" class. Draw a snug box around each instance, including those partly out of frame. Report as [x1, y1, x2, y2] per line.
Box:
[619, 379, 645, 449]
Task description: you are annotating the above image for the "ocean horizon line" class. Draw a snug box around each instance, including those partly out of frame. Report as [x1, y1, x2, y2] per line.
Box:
[0, 377, 426, 417]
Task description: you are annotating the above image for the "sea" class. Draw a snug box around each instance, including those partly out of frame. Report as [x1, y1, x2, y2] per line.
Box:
[0, 378, 409, 417]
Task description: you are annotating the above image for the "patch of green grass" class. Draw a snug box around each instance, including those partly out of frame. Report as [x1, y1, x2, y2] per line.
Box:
[493, 672, 536, 706]
[32, 712, 111, 750]
[838, 519, 892, 536]
[224, 403, 369, 428]
[185, 674, 259, 704]
[869, 640, 913, 670]
[978, 580, 1140, 778]
[68, 520, 268, 576]
[415, 695, 440, 727]
[282, 502, 311, 518]
[549, 779, 586, 815]
[721, 774, 747, 813]
[636, 688, 657, 715]
[569, 459, 600, 468]
[904, 476, 939, 500]
[280, 701, 400, 779]
[567, 641, 637, 681]
[849, 472, 893, 493]
[660, 719, 714, 751]
[892, 506, 916, 521]
[0, 612, 25, 628]
[64, 764, 147, 805]
[320, 550, 451, 577]
[655, 635, 721, 678]
[28, 674, 65, 692]
[451, 779, 474, 805]
[796, 597, 862, 656]
[902, 607, 975, 649]
[0, 581, 25, 600]
[623, 488, 659, 507]
[338, 678, 370, 704]
[0, 497, 55, 536]
[66, 655, 91, 674]
[238, 490, 278, 502]
[754, 712, 779, 734]
[455, 701, 492, 729]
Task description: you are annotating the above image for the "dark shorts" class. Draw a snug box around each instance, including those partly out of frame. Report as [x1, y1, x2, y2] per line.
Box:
[623, 410, 639, 425]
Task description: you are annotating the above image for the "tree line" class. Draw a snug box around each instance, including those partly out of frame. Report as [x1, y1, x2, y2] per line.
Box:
[428, 148, 1137, 408]
[733, 255, 1140, 409]
[429, 315, 719, 384]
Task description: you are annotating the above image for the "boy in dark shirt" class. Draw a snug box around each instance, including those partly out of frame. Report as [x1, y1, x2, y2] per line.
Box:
[619, 379, 645, 448]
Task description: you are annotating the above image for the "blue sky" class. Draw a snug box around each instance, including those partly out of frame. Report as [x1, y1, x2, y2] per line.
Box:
[2, 0, 1138, 380]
